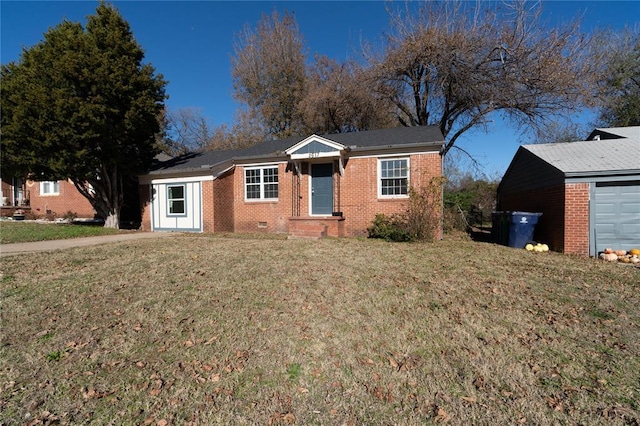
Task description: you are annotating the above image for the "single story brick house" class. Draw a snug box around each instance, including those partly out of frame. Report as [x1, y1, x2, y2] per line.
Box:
[497, 126, 640, 256]
[139, 126, 445, 238]
[1, 177, 95, 218]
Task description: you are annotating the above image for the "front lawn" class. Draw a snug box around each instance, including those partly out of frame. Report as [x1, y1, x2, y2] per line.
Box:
[0, 221, 120, 244]
[1, 235, 638, 424]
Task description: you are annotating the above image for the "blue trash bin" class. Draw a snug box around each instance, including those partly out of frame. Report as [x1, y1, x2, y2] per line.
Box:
[507, 211, 542, 248]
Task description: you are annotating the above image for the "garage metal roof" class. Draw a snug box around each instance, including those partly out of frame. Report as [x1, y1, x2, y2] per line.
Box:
[588, 126, 640, 140]
[523, 128, 640, 177]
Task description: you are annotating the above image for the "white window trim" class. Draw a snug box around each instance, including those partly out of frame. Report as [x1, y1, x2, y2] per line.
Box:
[378, 157, 410, 199]
[244, 165, 279, 202]
[39, 181, 60, 196]
[167, 184, 187, 216]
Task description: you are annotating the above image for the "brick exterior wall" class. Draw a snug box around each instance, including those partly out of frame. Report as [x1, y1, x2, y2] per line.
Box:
[140, 151, 443, 238]
[563, 183, 590, 256]
[28, 179, 95, 218]
[139, 184, 151, 231]
[233, 162, 291, 234]
[498, 183, 591, 255]
[498, 184, 565, 252]
[224, 153, 442, 237]
[213, 171, 235, 232]
[202, 180, 215, 233]
[339, 153, 442, 237]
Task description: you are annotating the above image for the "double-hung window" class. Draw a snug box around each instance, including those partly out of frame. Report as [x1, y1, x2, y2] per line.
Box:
[40, 181, 60, 196]
[245, 166, 278, 200]
[167, 185, 185, 215]
[379, 158, 409, 197]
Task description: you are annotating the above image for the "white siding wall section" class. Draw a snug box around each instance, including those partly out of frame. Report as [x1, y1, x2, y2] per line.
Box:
[151, 181, 202, 232]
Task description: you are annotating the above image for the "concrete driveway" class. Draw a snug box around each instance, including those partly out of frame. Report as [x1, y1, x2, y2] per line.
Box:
[0, 232, 174, 257]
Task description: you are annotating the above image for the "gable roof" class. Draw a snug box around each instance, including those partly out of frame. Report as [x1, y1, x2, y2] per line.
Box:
[146, 126, 444, 177]
[523, 139, 640, 177]
[587, 126, 640, 141]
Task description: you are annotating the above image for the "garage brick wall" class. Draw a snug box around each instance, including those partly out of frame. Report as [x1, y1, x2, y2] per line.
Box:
[498, 183, 591, 255]
[499, 184, 565, 252]
[564, 183, 590, 256]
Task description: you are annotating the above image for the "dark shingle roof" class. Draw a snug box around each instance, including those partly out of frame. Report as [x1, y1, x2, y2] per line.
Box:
[146, 126, 444, 176]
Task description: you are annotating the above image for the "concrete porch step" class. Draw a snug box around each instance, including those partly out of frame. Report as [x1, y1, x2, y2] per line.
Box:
[288, 215, 345, 239]
[288, 223, 328, 239]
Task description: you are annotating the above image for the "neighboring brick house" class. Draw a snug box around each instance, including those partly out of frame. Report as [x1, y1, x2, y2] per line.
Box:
[1, 177, 28, 208]
[1, 177, 95, 218]
[27, 179, 95, 218]
[138, 126, 445, 238]
[497, 126, 640, 256]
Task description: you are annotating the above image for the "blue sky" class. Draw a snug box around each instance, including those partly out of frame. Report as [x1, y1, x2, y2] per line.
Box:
[2, 1, 638, 177]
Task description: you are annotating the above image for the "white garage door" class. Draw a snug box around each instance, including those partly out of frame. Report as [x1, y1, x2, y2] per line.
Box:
[593, 181, 640, 254]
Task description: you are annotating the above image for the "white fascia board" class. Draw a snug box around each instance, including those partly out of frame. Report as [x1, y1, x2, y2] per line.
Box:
[148, 175, 214, 185]
[236, 160, 287, 168]
[285, 134, 346, 155]
[213, 164, 235, 178]
[289, 151, 342, 160]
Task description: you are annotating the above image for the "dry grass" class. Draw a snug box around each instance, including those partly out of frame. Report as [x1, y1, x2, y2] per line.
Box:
[0, 222, 121, 245]
[1, 234, 638, 425]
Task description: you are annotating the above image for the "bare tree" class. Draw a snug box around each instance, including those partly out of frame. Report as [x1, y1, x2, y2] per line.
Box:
[163, 107, 213, 155]
[231, 10, 307, 139]
[532, 121, 590, 144]
[300, 55, 395, 134]
[366, 1, 598, 156]
[596, 27, 640, 127]
[206, 108, 268, 151]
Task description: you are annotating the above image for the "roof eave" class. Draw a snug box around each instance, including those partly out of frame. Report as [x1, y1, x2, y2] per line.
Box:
[349, 141, 444, 152]
[232, 153, 289, 163]
[141, 139, 444, 178]
[565, 169, 640, 178]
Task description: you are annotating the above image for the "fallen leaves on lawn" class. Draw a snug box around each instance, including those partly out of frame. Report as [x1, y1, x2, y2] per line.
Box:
[434, 405, 450, 423]
[460, 395, 477, 404]
[268, 411, 296, 425]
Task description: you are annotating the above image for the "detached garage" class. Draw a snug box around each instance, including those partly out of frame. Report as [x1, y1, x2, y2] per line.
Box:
[497, 126, 640, 256]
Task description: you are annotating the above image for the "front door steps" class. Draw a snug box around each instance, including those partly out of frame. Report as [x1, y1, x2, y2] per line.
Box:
[288, 216, 345, 239]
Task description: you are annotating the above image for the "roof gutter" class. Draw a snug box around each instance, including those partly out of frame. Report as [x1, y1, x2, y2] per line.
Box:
[565, 169, 640, 178]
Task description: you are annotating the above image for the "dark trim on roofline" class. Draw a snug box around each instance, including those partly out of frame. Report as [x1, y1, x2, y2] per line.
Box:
[142, 140, 443, 179]
[348, 142, 442, 156]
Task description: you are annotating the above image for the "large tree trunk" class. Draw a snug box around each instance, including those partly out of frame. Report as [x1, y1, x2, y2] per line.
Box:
[104, 211, 120, 229]
[72, 166, 123, 229]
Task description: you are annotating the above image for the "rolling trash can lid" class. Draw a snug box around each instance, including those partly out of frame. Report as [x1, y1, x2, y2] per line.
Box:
[510, 211, 542, 225]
